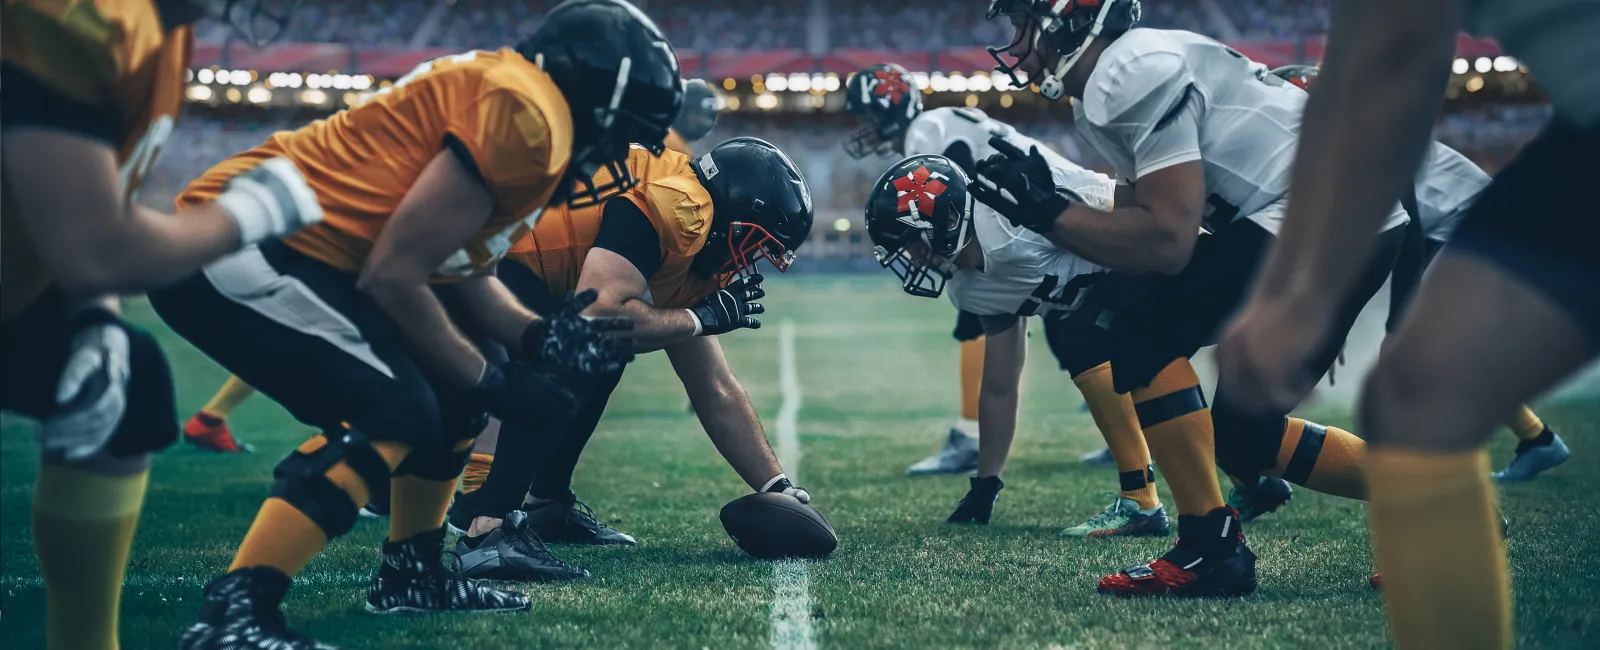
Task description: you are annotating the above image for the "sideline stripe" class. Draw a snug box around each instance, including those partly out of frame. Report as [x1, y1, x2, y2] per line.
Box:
[769, 319, 815, 650]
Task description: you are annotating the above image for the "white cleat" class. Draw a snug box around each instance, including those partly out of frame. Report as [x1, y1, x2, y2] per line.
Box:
[1079, 447, 1116, 468]
[908, 428, 979, 476]
[1493, 431, 1571, 482]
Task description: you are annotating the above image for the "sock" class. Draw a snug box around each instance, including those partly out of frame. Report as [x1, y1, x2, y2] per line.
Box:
[1270, 417, 1367, 500]
[959, 336, 985, 423]
[1503, 406, 1548, 443]
[1131, 359, 1224, 516]
[1368, 449, 1510, 650]
[390, 475, 457, 542]
[1074, 362, 1158, 510]
[200, 375, 256, 420]
[33, 466, 149, 650]
[459, 453, 494, 494]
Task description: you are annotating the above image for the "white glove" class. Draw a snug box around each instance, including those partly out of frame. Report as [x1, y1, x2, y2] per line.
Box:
[40, 319, 131, 460]
[214, 157, 324, 246]
[761, 474, 811, 504]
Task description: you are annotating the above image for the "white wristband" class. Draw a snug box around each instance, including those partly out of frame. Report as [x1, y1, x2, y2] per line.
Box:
[214, 189, 278, 246]
[759, 474, 788, 493]
[685, 309, 703, 336]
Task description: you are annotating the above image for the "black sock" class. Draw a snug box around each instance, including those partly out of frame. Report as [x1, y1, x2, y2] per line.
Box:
[528, 372, 622, 498]
[461, 532, 488, 549]
[1516, 427, 1555, 453]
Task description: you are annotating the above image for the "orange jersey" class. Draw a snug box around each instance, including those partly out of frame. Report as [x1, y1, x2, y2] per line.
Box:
[177, 48, 573, 279]
[663, 129, 694, 156]
[508, 147, 720, 309]
[1, 0, 191, 321]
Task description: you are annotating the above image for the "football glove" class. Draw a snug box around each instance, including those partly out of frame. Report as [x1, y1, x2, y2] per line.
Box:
[472, 361, 579, 431]
[761, 474, 812, 504]
[40, 310, 130, 461]
[970, 136, 1080, 234]
[688, 273, 765, 336]
[947, 475, 1003, 525]
[213, 157, 325, 246]
[521, 289, 636, 375]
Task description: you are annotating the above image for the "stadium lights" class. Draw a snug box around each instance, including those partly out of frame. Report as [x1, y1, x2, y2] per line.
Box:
[247, 87, 273, 104]
[1492, 56, 1519, 72]
[1475, 57, 1492, 73]
[823, 74, 841, 92]
[1452, 58, 1470, 75]
[723, 78, 737, 91]
[187, 85, 214, 102]
[832, 218, 851, 232]
[766, 74, 788, 92]
[300, 89, 328, 105]
[788, 73, 811, 92]
[1466, 76, 1485, 92]
[755, 93, 779, 110]
[197, 68, 215, 84]
[224, 87, 242, 103]
[929, 73, 950, 93]
[724, 96, 741, 111]
[970, 73, 992, 92]
[964, 94, 979, 107]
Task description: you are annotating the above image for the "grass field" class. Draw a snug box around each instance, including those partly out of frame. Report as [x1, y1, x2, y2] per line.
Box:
[3, 276, 1598, 649]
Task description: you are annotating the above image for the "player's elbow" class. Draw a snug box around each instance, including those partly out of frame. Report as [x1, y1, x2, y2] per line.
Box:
[48, 254, 127, 295]
[356, 265, 417, 299]
[1145, 225, 1196, 276]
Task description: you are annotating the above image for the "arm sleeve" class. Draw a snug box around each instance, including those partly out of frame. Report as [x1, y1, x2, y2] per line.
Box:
[0, 64, 118, 144]
[594, 197, 665, 279]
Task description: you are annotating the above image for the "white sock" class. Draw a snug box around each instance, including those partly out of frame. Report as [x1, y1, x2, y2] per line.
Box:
[956, 418, 980, 438]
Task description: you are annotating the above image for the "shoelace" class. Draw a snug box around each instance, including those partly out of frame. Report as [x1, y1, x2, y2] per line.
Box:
[568, 501, 606, 531]
[508, 521, 572, 564]
[1083, 493, 1130, 527]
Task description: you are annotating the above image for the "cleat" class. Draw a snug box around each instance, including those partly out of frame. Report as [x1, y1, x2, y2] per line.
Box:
[1065, 494, 1171, 538]
[1493, 430, 1570, 482]
[179, 567, 339, 649]
[1226, 476, 1293, 522]
[359, 498, 389, 520]
[908, 428, 980, 476]
[947, 475, 1003, 524]
[1079, 446, 1116, 468]
[1097, 507, 1256, 598]
[365, 528, 531, 614]
[453, 510, 590, 582]
[1370, 572, 1383, 590]
[183, 412, 254, 453]
[525, 496, 637, 546]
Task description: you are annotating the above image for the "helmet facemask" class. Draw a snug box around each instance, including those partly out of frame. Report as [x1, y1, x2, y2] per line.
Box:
[987, 0, 1134, 101]
[842, 66, 920, 160]
[714, 222, 799, 287]
[869, 163, 974, 299]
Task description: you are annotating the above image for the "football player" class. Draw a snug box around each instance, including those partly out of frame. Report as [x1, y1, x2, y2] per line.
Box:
[1218, 1, 1599, 646]
[665, 77, 723, 155]
[1, 1, 320, 649]
[975, 0, 1400, 596]
[1275, 64, 1571, 484]
[147, 1, 680, 647]
[866, 153, 1181, 538]
[445, 137, 814, 579]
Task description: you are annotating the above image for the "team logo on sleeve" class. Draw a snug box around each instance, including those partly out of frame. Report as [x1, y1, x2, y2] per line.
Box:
[894, 165, 948, 220]
[871, 68, 912, 105]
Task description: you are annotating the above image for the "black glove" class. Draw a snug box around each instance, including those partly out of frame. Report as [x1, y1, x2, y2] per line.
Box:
[947, 475, 1003, 525]
[472, 362, 579, 431]
[688, 273, 765, 336]
[970, 136, 1080, 234]
[521, 289, 636, 375]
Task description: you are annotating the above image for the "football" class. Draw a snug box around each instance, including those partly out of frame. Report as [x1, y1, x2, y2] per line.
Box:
[719, 492, 839, 559]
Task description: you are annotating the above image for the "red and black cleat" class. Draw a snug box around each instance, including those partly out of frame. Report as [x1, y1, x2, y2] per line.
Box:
[183, 412, 254, 453]
[1370, 572, 1383, 590]
[1098, 506, 1257, 597]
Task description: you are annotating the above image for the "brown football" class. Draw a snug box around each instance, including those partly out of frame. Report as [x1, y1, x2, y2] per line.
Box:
[719, 492, 838, 559]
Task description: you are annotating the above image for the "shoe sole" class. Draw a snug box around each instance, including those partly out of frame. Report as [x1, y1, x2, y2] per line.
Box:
[364, 601, 531, 615]
[461, 565, 590, 582]
[543, 537, 636, 546]
[1075, 525, 1172, 539]
[1493, 451, 1571, 482]
[1098, 578, 1257, 598]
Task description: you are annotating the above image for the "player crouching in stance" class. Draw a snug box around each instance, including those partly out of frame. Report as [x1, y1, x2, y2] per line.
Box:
[148, 1, 680, 648]
[447, 137, 815, 579]
[975, 0, 1399, 596]
[865, 152, 1171, 539]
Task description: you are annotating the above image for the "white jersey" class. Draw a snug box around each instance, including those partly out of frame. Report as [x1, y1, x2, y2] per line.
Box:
[1413, 141, 1491, 242]
[1470, 0, 1600, 126]
[1071, 28, 1409, 235]
[907, 108, 1118, 318]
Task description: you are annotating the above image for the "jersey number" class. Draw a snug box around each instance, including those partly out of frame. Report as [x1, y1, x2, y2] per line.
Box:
[1016, 271, 1106, 317]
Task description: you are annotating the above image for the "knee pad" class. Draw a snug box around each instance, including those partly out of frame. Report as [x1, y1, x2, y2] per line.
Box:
[1209, 398, 1288, 479]
[392, 443, 473, 482]
[270, 428, 392, 538]
[104, 325, 180, 458]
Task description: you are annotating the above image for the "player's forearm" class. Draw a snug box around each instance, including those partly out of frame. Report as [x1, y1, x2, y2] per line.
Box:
[362, 280, 486, 387]
[1255, 0, 1458, 303]
[453, 275, 539, 351]
[57, 203, 241, 294]
[690, 380, 782, 489]
[1049, 203, 1196, 275]
[590, 297, 698, 352]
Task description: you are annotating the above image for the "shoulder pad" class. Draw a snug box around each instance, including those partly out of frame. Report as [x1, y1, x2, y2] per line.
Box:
[1081, 31, 1193, 129]
[638, 169, 713, 257]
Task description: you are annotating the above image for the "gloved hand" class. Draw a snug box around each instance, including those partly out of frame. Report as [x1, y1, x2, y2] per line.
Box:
[472, 361, 579, 431]
[213, 157, 325, 246]
[761, 474, 812, 504]
[521, 289, 636, 375]
[970, 136, 1080, 234]
[947, 475, 1004, 524]
[40, 309, 131, 461]
[688, 273, 765, 335]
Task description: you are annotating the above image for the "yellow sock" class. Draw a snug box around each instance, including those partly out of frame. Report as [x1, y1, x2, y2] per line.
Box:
[959, 336, 985, 422]
[1368, 448, 1510, 650]
[1074, 362, 1158, 509]
[1503, 405, 1544, 441]
[390, 476, 458, 541]
[1131, 359, 1224, 516]
[200, 376, 256, 419]
[32, 466, 149, 650]
[1269, 418, 1367, 500]
[460, 453, 494, 494]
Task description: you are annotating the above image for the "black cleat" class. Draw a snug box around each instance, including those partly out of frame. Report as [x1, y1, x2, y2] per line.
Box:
[453, 510, 591, 582]
[179, 567, 340, 650]
[1226, 476, 1293, 522]
[446, 489, 480, 536]
[947, 475, 1003, 524]
[365, 528, 531, 614]
[525, 496, 637, 546]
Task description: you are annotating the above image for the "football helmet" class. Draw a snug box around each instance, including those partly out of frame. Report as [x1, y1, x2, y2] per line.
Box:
[1270, 64, 1319, 92]
[689, 137, 814, 284]
[674, 78, 723, 142]
[865, 154, 975, 298]
[986, 0, 1142, 101]
[518, 0, 684, 207]
[843, 63, 923, 159]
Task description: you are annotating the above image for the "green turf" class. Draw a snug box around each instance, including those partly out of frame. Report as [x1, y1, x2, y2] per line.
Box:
[3, 277, 1597, 649]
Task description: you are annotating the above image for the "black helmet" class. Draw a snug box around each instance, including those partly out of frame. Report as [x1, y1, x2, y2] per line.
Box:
[865, 154, 974, 298]
[183, 0, 303, 46]
[986, 0, 1141, 100]
[1270, 64, 1319, 92]
[518, 0, 684, 207]
[689, 137, 814, 283]
[842, 63, 922, 159]
[673, 78, 722, 142]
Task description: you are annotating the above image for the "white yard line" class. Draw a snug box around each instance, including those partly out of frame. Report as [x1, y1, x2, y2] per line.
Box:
[769, 319, 815, 650]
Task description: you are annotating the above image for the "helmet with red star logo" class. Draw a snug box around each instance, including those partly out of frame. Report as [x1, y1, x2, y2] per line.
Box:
[1270, 64, 1319, 92]
[865, 154, 975, 298]
[843, 63, 923, 159]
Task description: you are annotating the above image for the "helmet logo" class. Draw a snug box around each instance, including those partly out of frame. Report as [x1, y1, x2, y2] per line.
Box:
[894, 165, 948, 219]
[871, 68, 912, 105]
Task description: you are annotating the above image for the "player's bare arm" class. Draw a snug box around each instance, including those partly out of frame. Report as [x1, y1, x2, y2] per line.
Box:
[449, 270, 543, 350]
[357, 149, 497, 387]
[975, 317, 1027, 478]
[666, 336, 784, 489]
[578, 247, 699, 351]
